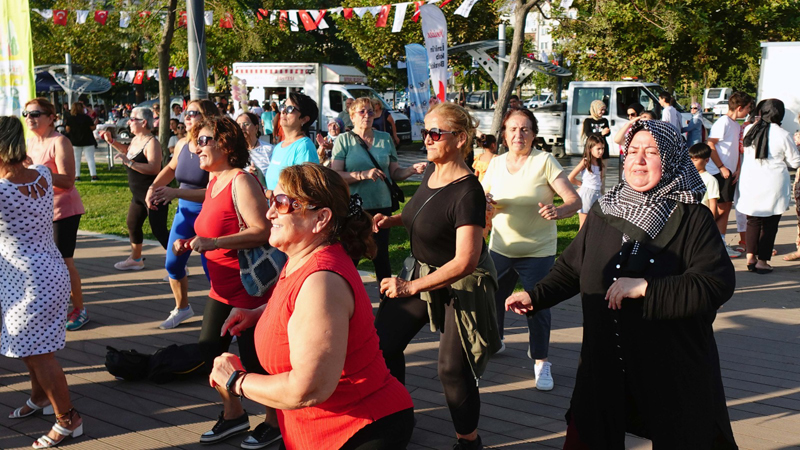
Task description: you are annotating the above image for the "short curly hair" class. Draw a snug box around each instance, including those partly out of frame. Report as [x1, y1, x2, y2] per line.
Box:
[188, 116, 250, 169]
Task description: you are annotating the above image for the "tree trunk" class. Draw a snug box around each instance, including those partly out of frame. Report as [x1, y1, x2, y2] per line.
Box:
[158, 0, 178, 166]
[489, 0, 540, 148]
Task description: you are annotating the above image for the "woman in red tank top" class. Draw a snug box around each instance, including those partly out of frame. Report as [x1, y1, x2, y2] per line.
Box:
[211, 163, 414, 450]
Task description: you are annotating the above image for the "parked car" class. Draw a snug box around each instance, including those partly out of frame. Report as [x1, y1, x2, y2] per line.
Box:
[524, 93, 553, 108]
[703, 88, 732, 111]
[712, 100, 729, 117]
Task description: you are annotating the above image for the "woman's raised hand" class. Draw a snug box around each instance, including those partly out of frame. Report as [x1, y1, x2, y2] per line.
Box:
[99, 130, 113, 144]
[380, 277, 417, 298]
[505, 291, 534, 315]
[209, 352, 244, 389]
[220, 307, 262, 337]
[605, 277, 648, 310]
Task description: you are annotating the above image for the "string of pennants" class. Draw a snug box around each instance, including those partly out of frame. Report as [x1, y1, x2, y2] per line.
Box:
[111, 67, 202, 85]
[31, 0, 482, 32]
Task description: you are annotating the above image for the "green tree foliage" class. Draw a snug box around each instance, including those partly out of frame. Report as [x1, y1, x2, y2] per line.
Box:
[552, 0, 800, 95]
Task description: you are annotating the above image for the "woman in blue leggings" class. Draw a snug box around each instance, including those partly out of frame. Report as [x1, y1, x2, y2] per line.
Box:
[146, 99, 219, 329]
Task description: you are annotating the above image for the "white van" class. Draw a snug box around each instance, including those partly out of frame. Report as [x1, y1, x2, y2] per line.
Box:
[703, 88, 732, 111]
[232, 62, 411, 142]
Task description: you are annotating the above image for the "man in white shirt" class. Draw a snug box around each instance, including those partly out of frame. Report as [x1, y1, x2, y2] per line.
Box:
[659, 92, 683, 133]
[705, 91, 752, 257]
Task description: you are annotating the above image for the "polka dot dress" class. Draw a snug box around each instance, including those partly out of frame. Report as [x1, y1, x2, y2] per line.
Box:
[0, 165, 69, 358]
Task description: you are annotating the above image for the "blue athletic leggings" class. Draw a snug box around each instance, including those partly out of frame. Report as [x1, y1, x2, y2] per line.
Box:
[165, 199, 208, 280]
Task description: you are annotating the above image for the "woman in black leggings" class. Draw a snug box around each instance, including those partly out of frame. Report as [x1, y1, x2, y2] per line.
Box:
[373, 103, 502, 450]
[99, 107, 168, 270]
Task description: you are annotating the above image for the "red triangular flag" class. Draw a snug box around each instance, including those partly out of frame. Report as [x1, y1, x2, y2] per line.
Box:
[440, 0, 454, 6]
[314, 9, 328, 27]
[412, 1, 424, 22]
[279, 10, 288, 28]
[178, 11, 187, 27]
[343, 8, 354, 19]
[220, 12, 234, 28]
[298, 10, 316, 31]
[375, 5, 391, 27]
[223, 66, 229, 76]
[256, 9, 269, 21]
[53, 10, 68, 26]
[94, 10, 108, 25]
[139, 11, 151, 19]
[133, 71, 145, 85]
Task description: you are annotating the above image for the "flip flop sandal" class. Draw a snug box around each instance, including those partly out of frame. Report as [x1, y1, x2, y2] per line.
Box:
[32, 421, 83, 449]
[783, 251, 800, 261]
[8, 399, 54, 419]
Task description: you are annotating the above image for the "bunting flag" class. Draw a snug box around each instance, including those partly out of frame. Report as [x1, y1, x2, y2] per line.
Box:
[376, 5, 391, 27]
[138, 11, 151, 20]
[412, 1, 424, 21]
[392, 3, 409, 32]
[279, 10, 288, 28]
[454, 0, 479, 17]
[220, 12, 234, 28]
[178, 11, 187, 27]
[146, 69, 157, 79]
[120, 11, 130, 28]
[560, 0, 574, 8]
[94, 10, 108, 25]
[256, 8, 269, 21]
[123, 71, 135, 83]
[298, 10, 316, 31]
[133, 70, 145, 84]
[269, 10, 278, 23]
[440, 0, 453, 6]
[329, 7, 343, 15]
[310, 9, 329, 29]
[288, 10, 300, 31]
[204, 11, 213, 26]
[33, 9, 53, 20]
[343, 8, 354, 19]
[75, 10, 89, 24]
[354, 7, 369, 18]
[53, 10, 68, 26]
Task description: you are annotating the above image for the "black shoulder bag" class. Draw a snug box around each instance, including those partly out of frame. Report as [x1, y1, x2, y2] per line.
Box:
[350, 131, 405, 212]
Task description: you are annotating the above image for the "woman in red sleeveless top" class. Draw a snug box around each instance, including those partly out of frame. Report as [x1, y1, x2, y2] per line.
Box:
[211, 163, 414, 450]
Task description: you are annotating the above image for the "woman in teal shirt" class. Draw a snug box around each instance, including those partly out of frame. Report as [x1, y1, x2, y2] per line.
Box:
[264, 94, 319, 192]
[331, 97, 425, 281]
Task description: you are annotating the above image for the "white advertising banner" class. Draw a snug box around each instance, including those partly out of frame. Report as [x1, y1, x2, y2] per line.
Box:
[420, 4, 447, 103]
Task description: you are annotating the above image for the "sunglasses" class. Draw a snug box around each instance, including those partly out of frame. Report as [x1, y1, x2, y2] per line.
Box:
[627, 113, 637, 118]
[185, 110, 202, 118]
[196, 135, 215, 147]
[269, 193, 319, 214]
[22, 110, 44, 118]
[279, 104, 300, 114]
[238, 121, 253, 128]
[129, 117, 146, 123]
[356, 109, 375, 117]
[421, 128, 456, 142]
[691, 107, 698, 110]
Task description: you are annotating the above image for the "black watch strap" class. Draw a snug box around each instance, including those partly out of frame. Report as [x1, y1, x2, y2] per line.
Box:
[226, 370, 245, 397]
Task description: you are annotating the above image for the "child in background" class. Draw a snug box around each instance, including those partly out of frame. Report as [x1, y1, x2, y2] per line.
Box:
[689, 143, 719, 216]
[568, 134, 605, 229]
[472, 134, 497, 182]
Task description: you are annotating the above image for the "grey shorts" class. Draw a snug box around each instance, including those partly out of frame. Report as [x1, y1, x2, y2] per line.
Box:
[579, 187, 602, 214]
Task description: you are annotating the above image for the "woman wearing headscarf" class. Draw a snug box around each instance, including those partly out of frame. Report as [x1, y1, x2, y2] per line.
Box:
[682, 102, 705, 147]
[505, 120, 738, 449]
[582, 100, 610, 158]
[735, 99, 800, 274]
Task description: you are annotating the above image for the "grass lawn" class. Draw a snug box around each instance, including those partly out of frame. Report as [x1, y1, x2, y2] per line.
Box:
[75, 163, 579, 277]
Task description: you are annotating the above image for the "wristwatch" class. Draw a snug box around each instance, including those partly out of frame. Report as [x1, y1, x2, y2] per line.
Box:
[226, 370, 246, 397]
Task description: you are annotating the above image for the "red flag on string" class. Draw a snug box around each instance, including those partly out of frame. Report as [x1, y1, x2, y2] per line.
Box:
[298, 10, 316, 31]
[138, 11, 151, 20]
[279, 10, 288, 28]
[220, 12, 234, 28]
[94, 10, 108, 25]
[133, 71, 145, 85]
[314, 9, 328, 27]
[256, 9, 269, 21]
[440, 0, 454, 7]
[375, 5, 391, 27]
[412, 2, 424, 22]
[178, 11, 187, 27]
[53, 10, 68, 26]
[343, 8, 354, 19]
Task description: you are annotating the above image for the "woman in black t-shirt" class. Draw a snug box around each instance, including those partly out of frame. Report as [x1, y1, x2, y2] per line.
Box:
[372, 103, 500, 450]
[66, 102, 98, 181]
[582, 100, 611, 158]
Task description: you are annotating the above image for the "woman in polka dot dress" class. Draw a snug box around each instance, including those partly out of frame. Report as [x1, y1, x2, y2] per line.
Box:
[0, 116, 83, 448]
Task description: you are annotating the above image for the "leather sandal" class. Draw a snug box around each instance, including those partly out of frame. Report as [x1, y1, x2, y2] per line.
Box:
[32, 409, 83, 449]
[9, 399, 54, 419]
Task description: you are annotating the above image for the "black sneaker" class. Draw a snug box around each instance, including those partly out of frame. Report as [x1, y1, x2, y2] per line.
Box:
[200, 411, 250, 444]
[453, 435, 483, 450]
[240, 422, 282, 449]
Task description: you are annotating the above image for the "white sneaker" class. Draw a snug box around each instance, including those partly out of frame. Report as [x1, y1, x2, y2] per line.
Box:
[534, 361, 554, 391]
[725, 245, 740, 259]
[158, 306, 195, 329]
[114, 257, 144, 271]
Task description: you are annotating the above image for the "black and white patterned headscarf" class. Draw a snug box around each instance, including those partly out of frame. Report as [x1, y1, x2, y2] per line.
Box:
[599, 120, 705, 250]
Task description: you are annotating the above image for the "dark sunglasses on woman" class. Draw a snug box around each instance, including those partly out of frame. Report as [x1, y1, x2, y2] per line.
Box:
[196, 136, 214, 147]
[269, 193, 318, 214]
[22, 110, 44, 118]
[279, 104, 301, 115]
[185, 110, 202, 118]
[421, 128, 456, 142]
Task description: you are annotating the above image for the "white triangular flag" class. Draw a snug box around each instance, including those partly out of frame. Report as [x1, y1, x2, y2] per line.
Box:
[329, 7, 343, 15]
[397, 60, 407, 69]
[269, 10, 277, 23]
[175, 68, 185, 77]
[204, 11, 213, 26]
[454, 0, 480, 18]
[354, 7, 370, 18]
[308, 10, 329, 30]
[124, 71, 135, 83]
[392, 3, 409, 33]
[366, 6, 382, 16]
[288, 10, 299, 31]
[75, 10, 89, 24]
[117, 71, 125, 80]
[147, 69, 157, 79]
[32, 9, 54, 19]
[120, 11, 131, 28]
[560, 0, 574, 8]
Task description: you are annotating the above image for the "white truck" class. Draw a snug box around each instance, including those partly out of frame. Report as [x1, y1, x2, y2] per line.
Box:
[232, 62, 412, 142]
[757, 42, 800, 137]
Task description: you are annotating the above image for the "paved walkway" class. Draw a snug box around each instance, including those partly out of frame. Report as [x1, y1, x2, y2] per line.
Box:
[1, 152, 799, 449]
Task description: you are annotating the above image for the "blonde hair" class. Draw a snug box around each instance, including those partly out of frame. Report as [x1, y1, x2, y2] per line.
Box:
[70, 102, 84, 116]
[427, 102, 477, 158]
[348, 97, 373, 116]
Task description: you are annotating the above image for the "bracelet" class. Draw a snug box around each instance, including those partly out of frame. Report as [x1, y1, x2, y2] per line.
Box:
[213, 237, 219, 249]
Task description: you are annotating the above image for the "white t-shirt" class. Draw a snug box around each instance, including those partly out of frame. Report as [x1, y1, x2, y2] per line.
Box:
[661, 105, 682, 133]
[705, 116, 741, 175]
[699, 171, 719, 208]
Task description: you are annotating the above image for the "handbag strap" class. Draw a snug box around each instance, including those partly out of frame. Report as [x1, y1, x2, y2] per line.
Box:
[349, 131, 395, 191]
[230, 171, 247, 232]
[407, 170, 472, 256]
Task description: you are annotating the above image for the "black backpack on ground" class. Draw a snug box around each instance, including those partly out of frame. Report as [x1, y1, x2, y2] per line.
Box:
[105, 346, 151, 381]
[105, 343, 205, 384]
